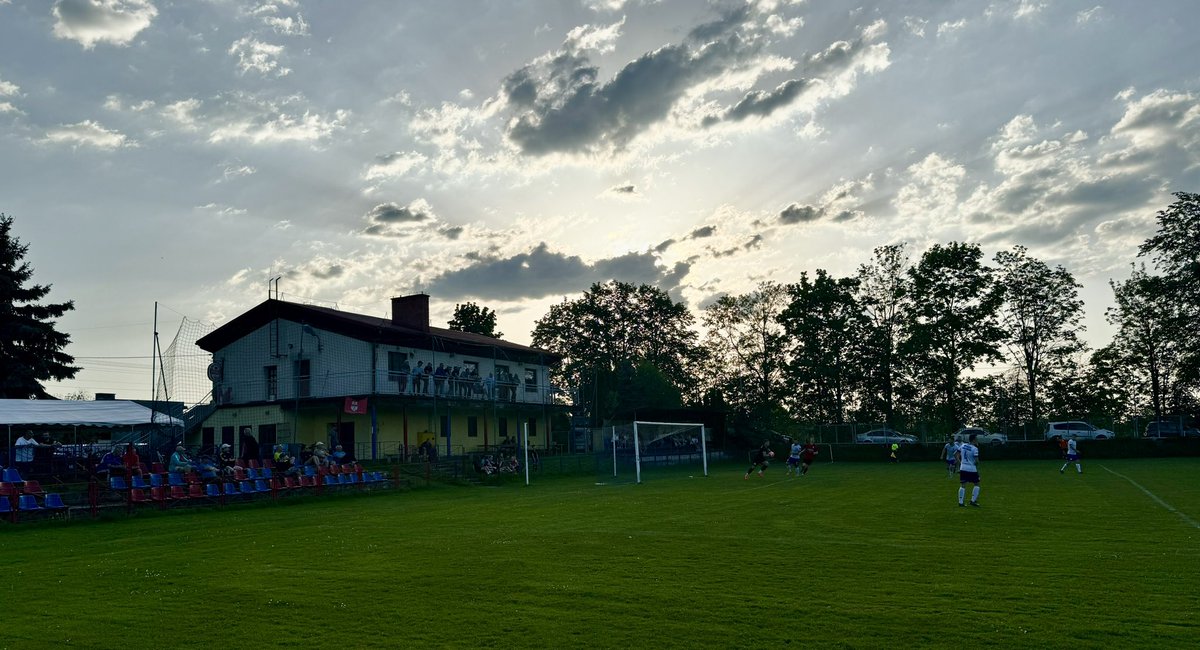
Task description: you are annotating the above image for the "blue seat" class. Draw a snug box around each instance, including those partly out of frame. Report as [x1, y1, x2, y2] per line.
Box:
[0, 498, 11, 514]
[224, 483, 240, 496]
[240, 481, 256, 495]
[345, 473, 359, 485]
[303, 465, 316, 477]
[205, 484, 221, 498]
[18, 494, 42, 511]
[258, 467, 272, 480]
[254, 480, 271, 493]
[44, 493, 68, 510]
[245, 468, 258, 480]
[150, 473, 166, 487]
[109, 476, 130, 491]
[323, 475, 338, 486]
[131, 475, 150, 490]
[2, 468, 22, 483]
[168, 472, 186, 487]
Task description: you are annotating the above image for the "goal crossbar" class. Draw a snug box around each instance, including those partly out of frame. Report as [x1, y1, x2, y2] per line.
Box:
[611, 421, 708, 484]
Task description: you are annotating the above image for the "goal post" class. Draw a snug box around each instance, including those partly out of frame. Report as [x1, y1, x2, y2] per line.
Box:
[605, 421, 708, 484]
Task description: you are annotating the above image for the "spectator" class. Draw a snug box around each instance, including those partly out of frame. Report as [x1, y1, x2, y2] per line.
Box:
[239, 429, 260, 466]
[483, 373, 496, 400]
[421, 362, 433, 394]
[34, 432, 62, 476]
[14, 430, 39, 477]
[122, 444, 142, 476]
[168, 444, 193, 473]
[397, 357, 411, 394]
[417, 439, 433, 459]
[96, 447, 125, 479]
[307, 441, 330, 468]
[273, 444, 298, 476]
[433, 363, 448, 396]
[331, 444, 348, 465]
[217, 443, 239, 476]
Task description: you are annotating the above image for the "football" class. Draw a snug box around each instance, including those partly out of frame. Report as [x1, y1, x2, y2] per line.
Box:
[768, 451, 775, 458]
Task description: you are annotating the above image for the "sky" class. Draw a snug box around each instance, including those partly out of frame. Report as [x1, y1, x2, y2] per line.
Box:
[2, 0, 1199, 404]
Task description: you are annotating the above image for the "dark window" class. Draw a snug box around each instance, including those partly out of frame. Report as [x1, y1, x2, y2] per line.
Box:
[388, 351, 407, 380]
[525, 368, 538, 392]
[259, 424, 277, 452]
[221, 426, 235, 447]
[202, 427, 215, 451]
[440, 415, 451, 438]
[527, 417, 537, 437]
[467, 416, 478, 437]
[464, 360, 478, 374]
[295, 359, 311, 397]
[265, 365, 278, 400]
[498, 417, 508, 439]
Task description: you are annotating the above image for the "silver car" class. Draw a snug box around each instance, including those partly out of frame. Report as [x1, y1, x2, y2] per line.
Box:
[1044, 421, 1114, 441]
[856, 428, 918, 444]
[953, 427, 1008, 446]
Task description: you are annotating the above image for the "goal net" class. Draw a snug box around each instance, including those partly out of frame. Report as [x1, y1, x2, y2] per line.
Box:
[599, 421, 708, 485]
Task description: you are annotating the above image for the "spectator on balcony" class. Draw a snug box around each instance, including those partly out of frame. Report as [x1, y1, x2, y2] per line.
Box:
[469, 369, 483, 398]
[397, 357, 411, 394]
[421, 362, 434, 394]
[483, 373, 496, 400]
[433, 363, 448, 396]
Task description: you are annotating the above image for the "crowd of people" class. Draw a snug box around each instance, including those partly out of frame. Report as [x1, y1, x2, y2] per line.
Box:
[391, 359, 524, 401]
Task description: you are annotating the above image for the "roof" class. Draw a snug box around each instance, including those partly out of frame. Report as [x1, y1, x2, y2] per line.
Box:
[0, 399, 184, 427]
[195, 299, 561, 365]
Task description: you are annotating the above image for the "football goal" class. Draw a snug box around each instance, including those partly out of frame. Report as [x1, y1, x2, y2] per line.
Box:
[603, 421, 708, 484]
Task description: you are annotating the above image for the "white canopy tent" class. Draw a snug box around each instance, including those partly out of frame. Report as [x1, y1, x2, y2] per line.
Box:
[0, 399, 182, 427]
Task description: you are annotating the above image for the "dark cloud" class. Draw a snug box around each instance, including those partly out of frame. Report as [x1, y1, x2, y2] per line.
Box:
[311, 265, 344, 280]
[610, 184, 637, 194]
[367, 202, 430, 224]
[653, 238, 676, 253]
[439, 225, 464, 240]
[779, 203, 824, 224]
[424, 242, 690, 301]
[696, 292, 729, 311]
[503, 8, 758, 156]
[724, 78, 810, 122]
[689, 225, 716, 238]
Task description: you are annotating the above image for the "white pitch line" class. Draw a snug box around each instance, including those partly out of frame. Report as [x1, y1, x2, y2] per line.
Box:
[1101, 465, 1200, 530]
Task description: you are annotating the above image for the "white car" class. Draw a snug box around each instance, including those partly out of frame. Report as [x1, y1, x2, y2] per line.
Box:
[1044, 421, 1114, 441]
[856, 428, 918, 444]
[953, 427, 1008, 446]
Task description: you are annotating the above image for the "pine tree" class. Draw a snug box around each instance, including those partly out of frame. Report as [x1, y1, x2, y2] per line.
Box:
[0, 215, 78, 398]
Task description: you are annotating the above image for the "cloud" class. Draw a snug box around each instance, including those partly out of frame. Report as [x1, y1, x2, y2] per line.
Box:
[706, 78, 810, 126]
[609, 183, 637, 195]
[361, 199, 440, 237]
[229, 37, 290, 76]
[564, 17, 625, 55]
[364, 151, 427, 182]
[310, 264, 344, 280]
[52, 0, 158, 49]
[689, 225, 716, 238]
[1075, 6, 1105, 25]
[201, 93, 349, 145]
[779, 203, 823, 224]
[41, 120, 130, 149]
[424, 242, 690, 301]
[0, 78, 18, 96]
[0, 102, 18, 114]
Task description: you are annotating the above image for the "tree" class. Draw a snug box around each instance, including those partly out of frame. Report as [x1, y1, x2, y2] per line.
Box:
[699, 281, 790, 429]
[902, 242, 1004, 430]
[447, 302, 503, 338]
[993, 245, 1085, 427]
[531, 281, 702, 423]
[1138, 191, 1200, 394]
[1106, 266, 1188, 423]
[855, 243, 910, 427]
[0, 215, 78, 399]
[778, 270, 866, 424]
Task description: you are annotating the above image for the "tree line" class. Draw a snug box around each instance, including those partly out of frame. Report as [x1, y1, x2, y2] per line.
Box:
[530, 193, 1200, 437]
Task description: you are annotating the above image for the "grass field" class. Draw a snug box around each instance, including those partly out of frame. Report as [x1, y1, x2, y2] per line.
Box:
[2, 457, 1199, 649]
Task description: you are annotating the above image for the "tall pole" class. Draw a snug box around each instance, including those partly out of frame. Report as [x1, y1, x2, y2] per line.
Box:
[522, 422, 530, 486]
[150, 302, 158, 403]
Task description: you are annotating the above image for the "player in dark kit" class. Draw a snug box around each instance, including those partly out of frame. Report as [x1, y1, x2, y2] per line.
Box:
[800, 437, 819, 476]
[744, 440, 773, 479]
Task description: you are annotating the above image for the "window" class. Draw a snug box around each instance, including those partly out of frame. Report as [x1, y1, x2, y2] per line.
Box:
[440, 415, 451, 438]
[265, 365, 278, 400]
[388, 351, 408, 380]
[221, 426, 235, 447]
[259, 424, 277, 450]
[524, 368, 538, 393]
[498, 417, 508, 438]
[202, 427, 215, 451]
[295, 359, 311, 397]
[467, 416, 479, 438]
[527, 417, 537, 437]
[463, 360, 479, 375]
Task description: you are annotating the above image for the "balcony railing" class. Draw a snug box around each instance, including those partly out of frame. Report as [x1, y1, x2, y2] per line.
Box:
[210, 369, 569, 407]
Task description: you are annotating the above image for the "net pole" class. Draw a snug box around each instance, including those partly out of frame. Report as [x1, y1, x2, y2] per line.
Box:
[522, 422, 530, 486]
[633, 422, 642, 485]
[611, 426, 617, 478]
[701, 425, 708, 477]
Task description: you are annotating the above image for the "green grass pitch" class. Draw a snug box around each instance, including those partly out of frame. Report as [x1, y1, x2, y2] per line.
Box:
[2, 458, 1198, 649]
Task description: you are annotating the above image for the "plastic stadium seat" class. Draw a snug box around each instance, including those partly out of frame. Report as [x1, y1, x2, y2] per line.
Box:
[323, 475, 338, 487]
[131, 475, 150, 490]
[20, 480, 45, 496]
[299, 475, 316, 488]
[18, 494, 42, 511]
[233, 468, 248, 482]
[44, 493, 68, 510]
[261, 458, 275, 469]
[0, 482, 18, 499]
[205, 483, 221, 498]
[328, 464, 341, 476]
[239, 482, 256, 496]
[151, 462, 166, 474]
[184, 472, 201, 484]
[149, 473, 165, 487]
[129, 488, 150, 504]
[1, 468, 22, 484]
[151, 487, 171, 503]
[0, 498, 11, 515]
[224, 483, 239, 497]
[109, 476, 130, 491]
[167, 473, 186, 487]
[188, 483, 205, 499]
[283, 476, 300, 490]
[303, 465, 316, 477]
[253, 480, 271, 493]
[170, 485, 190, 500]
[247, 459, 260, 469]
[258, 467, 273, 480]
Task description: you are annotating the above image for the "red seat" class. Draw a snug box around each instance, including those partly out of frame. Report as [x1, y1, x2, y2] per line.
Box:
[169, 485, 190, 500]
[261, 458, 275, 469]
[299, 475, 316, 488]
[247, 459, 260, 469]
[232, 468, 248, 481]
[284, 476, 300, 490]
[21, 480, 45, 496]
[150, 486, 171, 502]
[130, 488, 150, 503]
[0, 482, 18, 499]
[151, 463, 166, 474]
[184, 472, 201, 484]
[187, 483, 205, 499]
[328, 465, 341, 476]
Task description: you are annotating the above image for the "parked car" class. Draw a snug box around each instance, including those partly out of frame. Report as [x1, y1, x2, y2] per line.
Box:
[856, 429, 918, 444]
[952, 427, 1008, 446]
[1044, 421, 1115, 441]
[1144, 420, 1200, 438]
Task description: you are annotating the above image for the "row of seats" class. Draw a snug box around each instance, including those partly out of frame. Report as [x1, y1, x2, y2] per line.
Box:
[118, 471, 390, 504]
[0, 493, 68, 514]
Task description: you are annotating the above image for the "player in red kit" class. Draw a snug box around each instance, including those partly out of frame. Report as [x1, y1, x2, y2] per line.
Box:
[800, 437, 819, 476]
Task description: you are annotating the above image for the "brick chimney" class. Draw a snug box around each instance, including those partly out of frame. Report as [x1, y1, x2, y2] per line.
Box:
[391, 294, 430, 331]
